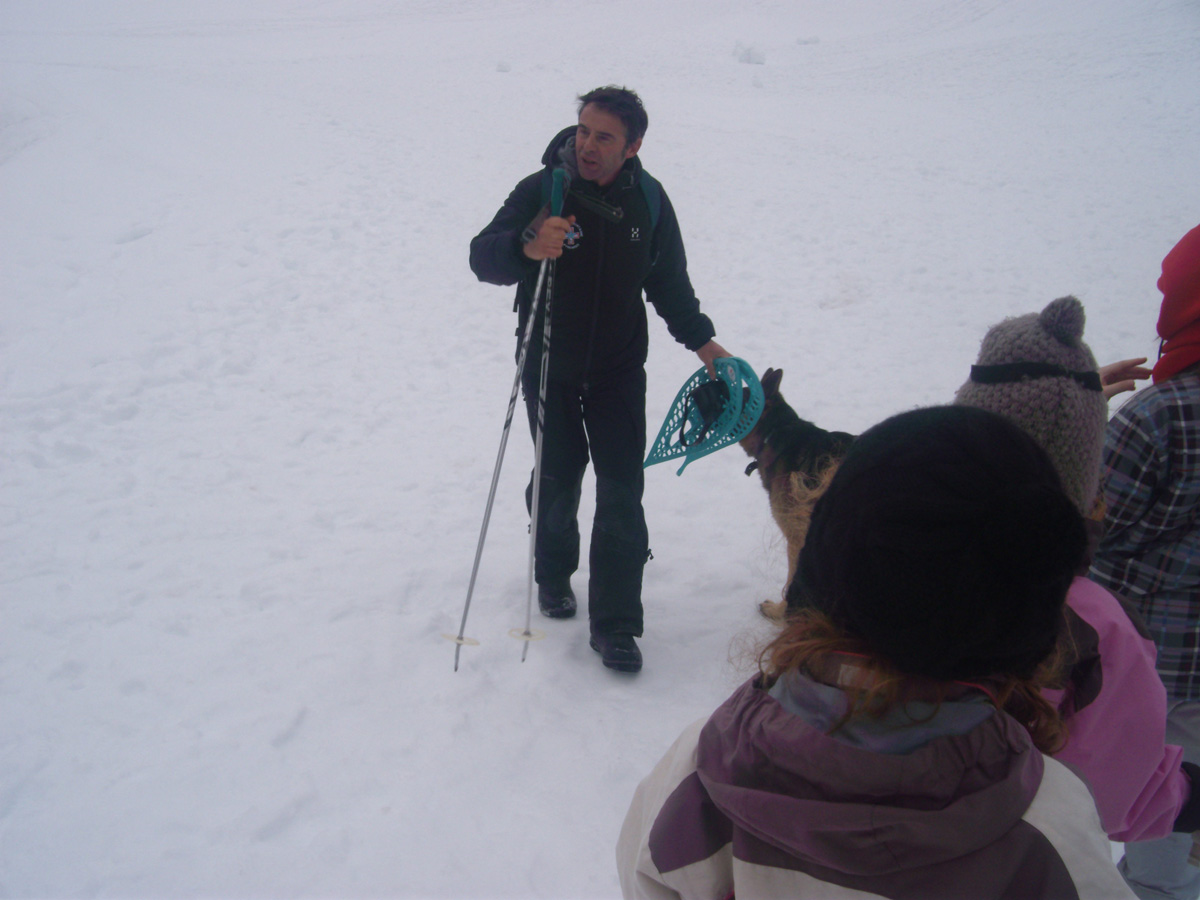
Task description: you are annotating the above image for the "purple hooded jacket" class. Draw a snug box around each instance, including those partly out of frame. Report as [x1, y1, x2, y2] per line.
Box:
[618, 676, 1133, 900]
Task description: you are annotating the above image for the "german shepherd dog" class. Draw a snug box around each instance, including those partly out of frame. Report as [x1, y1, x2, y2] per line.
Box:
[739, 369, 854, 619]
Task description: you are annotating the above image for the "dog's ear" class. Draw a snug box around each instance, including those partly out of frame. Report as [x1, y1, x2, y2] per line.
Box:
[761, 367, 783, 399]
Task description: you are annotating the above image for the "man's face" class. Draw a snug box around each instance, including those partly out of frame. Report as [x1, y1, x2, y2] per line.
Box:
[575, 103, 642, 188]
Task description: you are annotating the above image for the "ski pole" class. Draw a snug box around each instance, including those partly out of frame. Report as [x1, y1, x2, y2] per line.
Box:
[451, 169, 566, 671]
[516, 169, 567, 661]
[518, 256, 556, 662]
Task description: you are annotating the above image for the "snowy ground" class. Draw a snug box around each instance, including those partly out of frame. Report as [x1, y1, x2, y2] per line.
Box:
[2, 1, 1198, 897]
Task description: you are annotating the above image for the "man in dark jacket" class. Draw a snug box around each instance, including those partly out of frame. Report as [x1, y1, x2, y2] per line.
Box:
[469, 86, 728, 674]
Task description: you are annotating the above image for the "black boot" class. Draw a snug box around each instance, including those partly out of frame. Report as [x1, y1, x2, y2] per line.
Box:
[589, 632, 642, 673]
[537, 580, 577, 619]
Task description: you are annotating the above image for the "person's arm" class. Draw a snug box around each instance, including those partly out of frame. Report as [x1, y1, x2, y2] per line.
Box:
[617, 720, 707, 900]
[1098, 403, 1166, 541]
[1099, 357, 1152, 400]
[1053, 579, 1192, 842]
[641, 187, 717, 354]
[468, 172, 545, 287]
[695, 340, 731, 378]
[521, 214, 577, 261]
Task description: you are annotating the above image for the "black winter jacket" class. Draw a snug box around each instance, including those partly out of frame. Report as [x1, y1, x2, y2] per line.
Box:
[469, 127, 715, 384]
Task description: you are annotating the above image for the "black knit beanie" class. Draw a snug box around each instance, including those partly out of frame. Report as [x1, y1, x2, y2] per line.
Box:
[789, 405, 1086, 682]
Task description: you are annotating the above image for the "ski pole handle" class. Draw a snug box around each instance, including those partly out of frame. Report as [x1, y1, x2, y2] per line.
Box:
[551, 168, 566, 217]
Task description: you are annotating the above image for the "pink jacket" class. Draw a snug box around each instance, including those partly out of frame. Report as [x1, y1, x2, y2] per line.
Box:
[1048, 576, 1190, 842]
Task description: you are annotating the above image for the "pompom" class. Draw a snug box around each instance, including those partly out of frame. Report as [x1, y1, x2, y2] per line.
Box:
[1039, 295, 1085, 348]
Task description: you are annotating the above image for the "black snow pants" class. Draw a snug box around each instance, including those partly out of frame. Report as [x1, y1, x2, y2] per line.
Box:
[522, 364, 649, 637]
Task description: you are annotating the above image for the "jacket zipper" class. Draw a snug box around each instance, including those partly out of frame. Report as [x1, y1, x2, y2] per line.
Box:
[580, 220, 606, 391]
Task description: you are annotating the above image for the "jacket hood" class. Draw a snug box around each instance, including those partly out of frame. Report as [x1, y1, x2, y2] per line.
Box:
[695, 678, 1043, 877]
[1157, 223, 1200, 340]
[541, 125, 576, 168]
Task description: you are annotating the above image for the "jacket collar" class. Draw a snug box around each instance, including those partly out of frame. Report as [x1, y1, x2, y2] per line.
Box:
[694, 675, 1043, 875]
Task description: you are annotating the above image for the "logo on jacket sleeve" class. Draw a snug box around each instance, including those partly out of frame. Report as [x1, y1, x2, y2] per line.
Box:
[630, 227, 641, 242]
[564, 222, 583, 249]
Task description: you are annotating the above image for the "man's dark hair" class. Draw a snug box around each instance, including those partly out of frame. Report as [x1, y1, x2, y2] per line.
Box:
[577, 85, 648, 146]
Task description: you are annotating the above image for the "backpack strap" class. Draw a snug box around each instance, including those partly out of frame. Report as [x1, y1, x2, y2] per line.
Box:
[639, 171, 661, 234]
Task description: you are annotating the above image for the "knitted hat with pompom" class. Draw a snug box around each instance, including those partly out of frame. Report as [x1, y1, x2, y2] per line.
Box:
[953, 296, 1107, 515]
